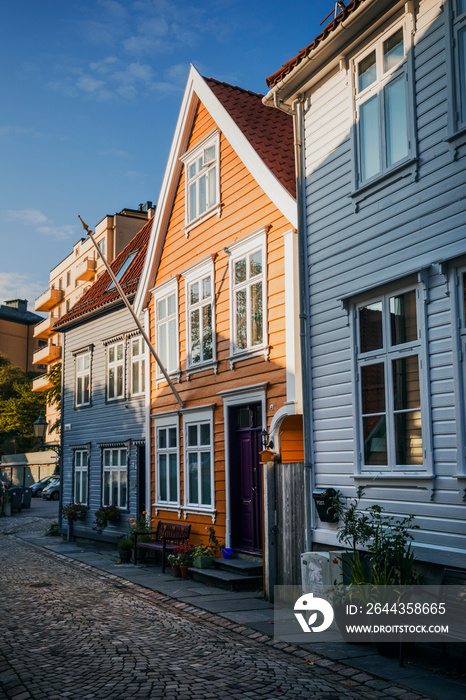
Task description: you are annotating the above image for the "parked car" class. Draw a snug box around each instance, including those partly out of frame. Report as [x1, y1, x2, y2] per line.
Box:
[31, 475, 58, 498]
[41, 478, 60, 501]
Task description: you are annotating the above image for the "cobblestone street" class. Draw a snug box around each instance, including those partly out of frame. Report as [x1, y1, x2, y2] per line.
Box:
[0, 519, 441, 700]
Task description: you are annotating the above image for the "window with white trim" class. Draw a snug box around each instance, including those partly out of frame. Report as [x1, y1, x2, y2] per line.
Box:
[107, 341, 125, 400]
[229, 235, 266, 354]
[182, 133, 219, 226]
[186, 269, 214, 367]
[131, 336, 145, 395]
[453, 0, 466, 129]
[353, 21, 412, 185]
[184, 411, 214, 509]
[355, 287, 425, 470]
[154, 283, 178, 376]
[103, 447, 128, 508]
[74, 450, 88, 505]
[75, 352, 91, 407]
[156, 423, 179, 505]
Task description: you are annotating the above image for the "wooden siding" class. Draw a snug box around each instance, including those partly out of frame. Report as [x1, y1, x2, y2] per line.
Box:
[61, 306, 145, 539]
[280, 415, 304, 463]
[149, 100, 297, 545]
[302, 0, 466, 566]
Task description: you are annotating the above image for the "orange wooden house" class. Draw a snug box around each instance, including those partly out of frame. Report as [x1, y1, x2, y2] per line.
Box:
[134, 66, 303, 567]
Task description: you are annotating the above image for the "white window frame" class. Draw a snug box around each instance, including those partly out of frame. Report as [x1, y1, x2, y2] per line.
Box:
[184, 260, 216, 369]
[154, 415, 180, 507]
[353, 283, 430, 474]
[107, 340, 125, 401]
[130, 335, 145, 396]
[181, 131, 220, 230]
[228, 229, 267, 357]
[74, 449, 89, 505]
[75, 351, 91, 407]
[183, 409, 214, 511]
[102, 446, 128, 509]
[153, 280, 179, 380]
[351, 17, 414, 188]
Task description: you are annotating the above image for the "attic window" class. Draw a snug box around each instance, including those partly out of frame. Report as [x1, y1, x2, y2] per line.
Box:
[181, 132, 220, 229]
[106, 250, 139, 291]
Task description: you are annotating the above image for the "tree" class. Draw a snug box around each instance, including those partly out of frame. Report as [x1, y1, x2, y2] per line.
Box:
[0, 353, 46, 456]
[45, 362, 61, 435]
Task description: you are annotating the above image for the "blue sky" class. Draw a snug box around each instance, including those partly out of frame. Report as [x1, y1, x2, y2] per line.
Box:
[0, 0, 328, 309]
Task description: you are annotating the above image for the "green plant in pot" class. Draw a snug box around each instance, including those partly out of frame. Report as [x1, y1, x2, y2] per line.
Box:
[168, 554, 182, 577]
[117, 535, 134, 563]
[93, 504, 120, 534]
[192, 526, 222, 569]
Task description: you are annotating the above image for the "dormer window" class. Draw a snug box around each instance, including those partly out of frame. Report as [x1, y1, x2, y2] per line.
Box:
[181, 132, 220, 228]
[107, 250, 138, 291]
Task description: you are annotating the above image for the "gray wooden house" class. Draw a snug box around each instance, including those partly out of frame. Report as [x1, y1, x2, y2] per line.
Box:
[54, 218, 152, 541]
[264, 0, 466, 573]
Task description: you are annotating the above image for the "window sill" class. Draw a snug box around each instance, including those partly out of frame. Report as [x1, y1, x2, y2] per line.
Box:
[350, 157, 418, 210]
[227, 345, 270, 369]
[153, 503, 217, 523]
[185, 361, 218, 380]
[155, 371, 181, 389]
[185, 203, 222, 236]
[355, 471, 436, 499]
[445, 124, 466, 144]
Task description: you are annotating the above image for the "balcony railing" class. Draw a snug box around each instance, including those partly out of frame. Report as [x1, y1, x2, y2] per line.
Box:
[32, 374, 53, 392]
[32, 343, 61, 365]
[35, 287, 64, 312]
[75, 258, 96, 282]
[33, 315, 55, 339]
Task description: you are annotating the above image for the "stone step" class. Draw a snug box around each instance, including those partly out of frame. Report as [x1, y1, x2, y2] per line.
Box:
[212, 557, 263, 577]
[189, 566, 263, 592]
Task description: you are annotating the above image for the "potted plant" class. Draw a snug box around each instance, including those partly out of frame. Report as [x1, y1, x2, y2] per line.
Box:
[62, 502, 86, 521]
[174, 542, 195, 578]
[117, 535, 134, 563]
[128, 512, 153, 563]
[93, 504, 120, 534]
[168, 554, 181, 577]
[192, 526, 222, 569]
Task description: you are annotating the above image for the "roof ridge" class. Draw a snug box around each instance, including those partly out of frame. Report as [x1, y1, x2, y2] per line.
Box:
[203, 76, 264, 100]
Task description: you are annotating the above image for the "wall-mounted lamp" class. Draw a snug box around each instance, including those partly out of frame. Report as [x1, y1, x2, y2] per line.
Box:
[34, 412, 61, 458]
[261, 428, 274, 450]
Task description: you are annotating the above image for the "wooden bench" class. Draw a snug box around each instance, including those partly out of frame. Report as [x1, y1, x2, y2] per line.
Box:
[133, 521, 191, 572]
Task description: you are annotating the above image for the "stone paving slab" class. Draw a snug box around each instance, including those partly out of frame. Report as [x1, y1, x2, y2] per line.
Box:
[221, 610, 276, 623]
[186, 598, 273, 613]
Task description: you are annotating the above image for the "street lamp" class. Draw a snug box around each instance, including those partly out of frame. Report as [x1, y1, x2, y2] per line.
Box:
[33, 412, 61, 458]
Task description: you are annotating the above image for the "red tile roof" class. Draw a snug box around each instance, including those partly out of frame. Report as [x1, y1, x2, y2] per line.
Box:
[266, 0, 367, 88]
[54, 216, 153, 330]
[204, 77, 296, 198]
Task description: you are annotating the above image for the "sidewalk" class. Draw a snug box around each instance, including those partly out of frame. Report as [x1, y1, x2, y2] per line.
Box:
[16, 526, 466, 700]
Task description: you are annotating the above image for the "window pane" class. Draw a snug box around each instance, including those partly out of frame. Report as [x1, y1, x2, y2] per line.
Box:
[202, 276, 211, 300]
[189, 182, 197, 220]
[158, 298, 166, 320]
[200, 423, 210, 446]
[77, 376, 83, 405]
[204, 145, 215, 163]
[158, 428, 166, 449]
[112, 449, 119, 465]
[251, 282, 263, 346]
[395, 410, 423, 465]
[83, 374, 90, 404]
[120, 470, 127, 508]
[159, 324, 167, 367]
[108, 368, 115, 399]
[77, 356, 83, 372]
[235, 258, 247, 284]
[84, 354, 90, 370]
[359, 96, 380, 181]
[108, 346, 114, 363]
[169, 454, 178, 502]
[363, 415, 388, 465]
[359, 302, 383, 352]
[117, 343, 123, 361]
[199, 174, 207, 214]
[168, 427, 177, 448]
[358, 50, 377, 91]
[188, 453, 198, 503]
[111, 472, 118, 506]
[159, 454, 167, 501]
[75, 472, 80, 503]
[202, 305, 212, 361]
[116, 365, 123, 397]
[390, 290, 417, 345]
[168, 293, 176, 316]
[83, 451, 88, 467]
[385, 76, 408, 166]
[236, 289, 247, 349]
[103, 470, 110, 504]
[361, 363, 385, 414]
[104, 450, 110, 467]
[189, 162, 196, 179]
[459, 26, 466, 123]
[188, 424, 198, 446]
[392, 355, 420, 410]
[168, 319, 177, 370]
[191, 308, 200, 364]
[383, 29, 404, 72]
[250, 250, 262, 277]
[132, 361, 139, 394]
[201, 452, 211, 505]
[120, 449, 127, 464]
[208, 166, 216, 207]
[82, 471, 88, 505]
[190, 281, 199, 305]
[76, 451, 82, 468]
[132, 339, 139, 356]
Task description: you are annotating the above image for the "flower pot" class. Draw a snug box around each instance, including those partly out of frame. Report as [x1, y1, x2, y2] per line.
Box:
[193, 555, 213, 569]
[119, 549, 132, 563]
[222, 548, 233, 559]
[172, 564, 181, 578]
[179, 564, 191, 579]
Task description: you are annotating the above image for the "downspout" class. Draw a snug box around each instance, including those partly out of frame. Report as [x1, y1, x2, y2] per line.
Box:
[291, 96, 316, 553]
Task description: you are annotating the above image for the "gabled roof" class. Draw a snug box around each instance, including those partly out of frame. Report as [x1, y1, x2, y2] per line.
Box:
[266, 0, 367, 88]
[54, 216, 153, 330]
[134, 66, 296, 316]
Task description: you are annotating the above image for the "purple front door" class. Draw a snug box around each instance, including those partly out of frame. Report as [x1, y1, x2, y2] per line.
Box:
[229, 403, 263, 553]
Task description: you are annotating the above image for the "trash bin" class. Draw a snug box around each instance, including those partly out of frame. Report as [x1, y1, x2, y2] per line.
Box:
[8, 488, 22, 513]
[22, 487, 32, 509]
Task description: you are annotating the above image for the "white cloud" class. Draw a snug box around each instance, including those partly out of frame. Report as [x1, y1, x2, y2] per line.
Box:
[0, 272, 47, 310]
[99, 147, 131, 158]
[3, 209, 50, 226]
[89, 56, 118, 74]
[0, 126, 42, 138]
[77, 75, 105, 93]
[37, 225, 75, 240]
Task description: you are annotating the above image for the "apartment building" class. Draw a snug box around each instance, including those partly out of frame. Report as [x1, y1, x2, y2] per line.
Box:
[32, 203, 155, 445]
[0, 299, 44, 372]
